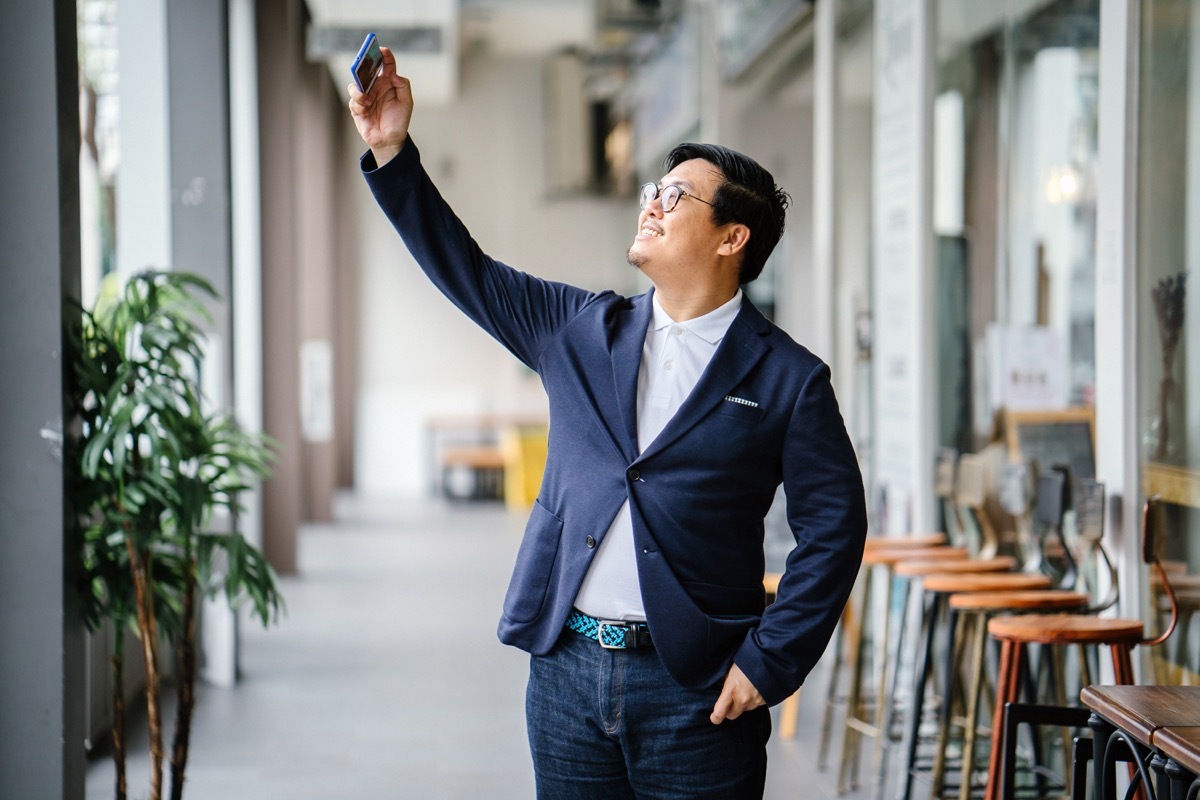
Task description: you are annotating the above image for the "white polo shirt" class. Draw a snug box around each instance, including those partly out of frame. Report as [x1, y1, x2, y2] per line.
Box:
[573, 289, 744, 621]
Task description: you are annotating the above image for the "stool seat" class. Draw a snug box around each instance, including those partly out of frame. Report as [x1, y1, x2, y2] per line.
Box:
[948, 590, 1089, 611]
[862, 545, 968, 566]
[894, 556, 1015, 577]
[863, 533, 947, 550]
[987, 613, 1143, 645]
[923, 573, 1051, 594]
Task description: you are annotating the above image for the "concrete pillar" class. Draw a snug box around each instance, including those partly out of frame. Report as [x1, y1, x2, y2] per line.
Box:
[0, 1, 87, 797]
[257, 0, 304, 573]
[167, 0, 234, 409]
[255, 0, 349, 568]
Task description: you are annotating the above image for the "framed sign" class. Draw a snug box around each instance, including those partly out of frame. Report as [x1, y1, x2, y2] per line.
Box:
[1006, 407, 1096, 481]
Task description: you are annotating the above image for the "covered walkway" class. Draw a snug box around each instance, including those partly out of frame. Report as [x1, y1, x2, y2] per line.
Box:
[85, 496, 861, 799]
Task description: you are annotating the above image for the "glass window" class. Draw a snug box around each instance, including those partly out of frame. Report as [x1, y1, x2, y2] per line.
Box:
[78, 0, 120, 308]
[1137, 0, 1200, 685]
[935, 0, 1099, 453]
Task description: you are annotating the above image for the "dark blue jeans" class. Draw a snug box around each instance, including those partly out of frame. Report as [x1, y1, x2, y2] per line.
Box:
[526, 629, 770, 799]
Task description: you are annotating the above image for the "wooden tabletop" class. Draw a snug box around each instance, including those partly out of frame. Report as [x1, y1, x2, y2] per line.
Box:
[1153, 726, 1200, 775]
[1082, 685, 1200, 745]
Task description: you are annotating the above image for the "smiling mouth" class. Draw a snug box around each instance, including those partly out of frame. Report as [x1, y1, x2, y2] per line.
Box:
[638, 225, 662, 238]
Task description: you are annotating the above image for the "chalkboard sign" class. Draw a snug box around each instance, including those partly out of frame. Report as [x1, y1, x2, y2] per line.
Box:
[1006, 408, 1096, 481]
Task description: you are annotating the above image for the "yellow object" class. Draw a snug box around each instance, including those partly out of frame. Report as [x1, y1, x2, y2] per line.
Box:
[500, 424, 548, 509]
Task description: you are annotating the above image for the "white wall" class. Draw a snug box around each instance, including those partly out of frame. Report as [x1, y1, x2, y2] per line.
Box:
[349, 54, 635, 497]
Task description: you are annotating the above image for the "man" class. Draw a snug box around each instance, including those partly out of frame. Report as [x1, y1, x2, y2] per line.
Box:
[349, 46, 867, 800]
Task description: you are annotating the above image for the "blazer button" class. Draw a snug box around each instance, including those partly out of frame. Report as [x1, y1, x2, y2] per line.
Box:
[627, 468, 640, 482]
[586, 535, 596, 548]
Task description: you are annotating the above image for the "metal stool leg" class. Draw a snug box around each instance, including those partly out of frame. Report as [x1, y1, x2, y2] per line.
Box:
[931, 608, 971, 799]
[839, 565, 875, 793]
[897, 589, 942, 800]
[819, 601, 851, 770]
[957, 609, 990, 800]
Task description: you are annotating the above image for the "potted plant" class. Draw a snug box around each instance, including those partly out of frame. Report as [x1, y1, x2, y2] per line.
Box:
[71, 270, 283, 800]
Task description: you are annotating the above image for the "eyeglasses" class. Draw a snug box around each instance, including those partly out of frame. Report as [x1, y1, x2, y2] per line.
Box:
[639, 182, 715, 213]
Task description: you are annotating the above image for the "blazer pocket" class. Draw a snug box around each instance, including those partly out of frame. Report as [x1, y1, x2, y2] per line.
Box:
[713, 398, 766, 423]
[705, 613, 761, 659]
[683, 580, 768, 616]
[502, 500, 563, 624]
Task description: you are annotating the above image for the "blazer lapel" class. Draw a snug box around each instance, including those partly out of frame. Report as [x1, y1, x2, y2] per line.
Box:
[611, 292, 653, 461]
[638, 298, 771, 460]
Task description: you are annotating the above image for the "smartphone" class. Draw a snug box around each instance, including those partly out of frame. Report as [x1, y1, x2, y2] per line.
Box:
[351, 33, 383, 94]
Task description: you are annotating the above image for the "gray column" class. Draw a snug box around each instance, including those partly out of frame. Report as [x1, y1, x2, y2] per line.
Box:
[168, 0, 234, 407]
[257, 0, 305, 573]
[0, 1, 87, 798]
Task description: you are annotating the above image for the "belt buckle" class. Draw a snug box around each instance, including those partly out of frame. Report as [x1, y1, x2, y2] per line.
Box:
[596, 620, 628, 649]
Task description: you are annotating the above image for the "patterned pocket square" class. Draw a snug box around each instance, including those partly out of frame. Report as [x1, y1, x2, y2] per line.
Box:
[724, 395, 760, 408]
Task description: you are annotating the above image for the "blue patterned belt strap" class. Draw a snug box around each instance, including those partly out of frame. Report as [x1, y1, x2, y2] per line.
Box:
[565, 609, 653, 650]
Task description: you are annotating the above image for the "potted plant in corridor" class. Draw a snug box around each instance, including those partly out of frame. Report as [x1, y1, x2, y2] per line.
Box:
[71, 270, 284, 800]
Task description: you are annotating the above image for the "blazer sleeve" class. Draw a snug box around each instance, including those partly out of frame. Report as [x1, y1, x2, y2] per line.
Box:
[732, 362, 868, 706]
[361, 140, 598, 370]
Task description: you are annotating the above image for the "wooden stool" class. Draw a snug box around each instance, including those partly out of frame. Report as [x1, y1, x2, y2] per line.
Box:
[772, 535, 944, 744]
[763, 572, 800, 740]
[893, 570, 1053, 800]
[934, 590, 1090, 800]
[835, 545, 969, 793]
[815, 533, 948, 769]
[984, 615, 1144, 800]
[864, 533, 949, 551]
[984, 496, 1182, 800]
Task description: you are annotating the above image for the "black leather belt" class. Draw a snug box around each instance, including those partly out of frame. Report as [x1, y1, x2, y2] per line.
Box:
[565, 609, 653, 650]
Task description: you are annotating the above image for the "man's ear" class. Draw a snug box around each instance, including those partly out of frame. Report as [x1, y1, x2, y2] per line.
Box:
[718, 223, 751, 257]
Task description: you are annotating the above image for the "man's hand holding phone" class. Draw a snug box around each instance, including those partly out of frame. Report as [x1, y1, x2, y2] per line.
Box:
[347, 37, 413, 168]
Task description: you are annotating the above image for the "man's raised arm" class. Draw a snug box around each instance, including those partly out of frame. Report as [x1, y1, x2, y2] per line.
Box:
[347, 45, 412, 168]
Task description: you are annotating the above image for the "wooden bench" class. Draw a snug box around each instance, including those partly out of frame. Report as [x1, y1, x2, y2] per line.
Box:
[440, 446, 506, 501]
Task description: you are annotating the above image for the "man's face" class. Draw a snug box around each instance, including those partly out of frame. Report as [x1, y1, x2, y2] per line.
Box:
[627, 159, 727, 281]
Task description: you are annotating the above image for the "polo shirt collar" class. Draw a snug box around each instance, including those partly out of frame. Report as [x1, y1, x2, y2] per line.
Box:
[649, 288, 743, 345]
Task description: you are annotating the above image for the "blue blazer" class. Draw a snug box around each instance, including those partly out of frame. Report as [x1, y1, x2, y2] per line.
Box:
[364, 141, 868, 706]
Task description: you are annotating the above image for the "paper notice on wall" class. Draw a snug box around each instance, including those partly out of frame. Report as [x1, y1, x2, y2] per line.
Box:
[300, 339, 334, 443]
[986, 324, 1067, 412]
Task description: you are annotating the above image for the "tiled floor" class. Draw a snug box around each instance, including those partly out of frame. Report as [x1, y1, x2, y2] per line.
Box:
[86, 496, 899, 800]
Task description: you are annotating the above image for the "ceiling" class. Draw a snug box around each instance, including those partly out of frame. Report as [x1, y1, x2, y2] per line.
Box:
[304, 0, 648, 104]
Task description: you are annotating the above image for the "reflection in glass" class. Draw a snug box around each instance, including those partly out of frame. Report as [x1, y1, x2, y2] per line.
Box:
[79, 0, 120, 308]
[934, 0, 1099, 451]
[1138, 0, 1200, 686]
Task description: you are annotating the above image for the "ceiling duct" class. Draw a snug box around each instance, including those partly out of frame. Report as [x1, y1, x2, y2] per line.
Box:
[597, 0, 682, 33]
[306, 25, 443, 61]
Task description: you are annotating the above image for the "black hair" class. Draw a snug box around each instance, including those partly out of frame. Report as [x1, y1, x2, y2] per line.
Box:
[665, 143, 790, 285]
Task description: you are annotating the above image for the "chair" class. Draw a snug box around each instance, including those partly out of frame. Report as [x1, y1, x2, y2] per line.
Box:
[984, 495, 1180, 800]
[956, 453, 1000, 560]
